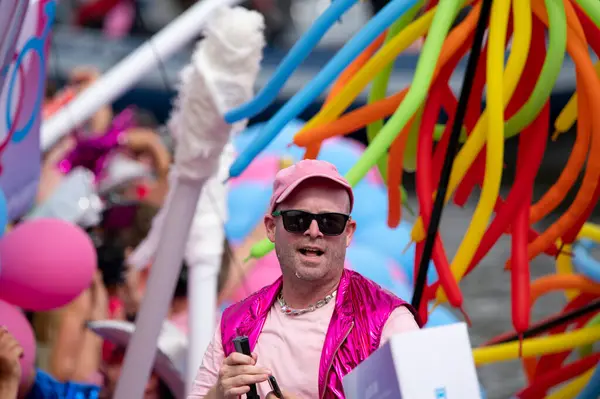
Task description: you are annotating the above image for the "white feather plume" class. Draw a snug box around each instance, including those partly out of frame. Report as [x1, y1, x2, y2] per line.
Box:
[128, 6, 265, 271]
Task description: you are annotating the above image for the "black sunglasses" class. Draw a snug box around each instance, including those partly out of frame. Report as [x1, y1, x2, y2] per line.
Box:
[272, 210, 350, 236]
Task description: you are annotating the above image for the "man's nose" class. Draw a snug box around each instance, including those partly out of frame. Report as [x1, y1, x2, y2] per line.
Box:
[304, 219, 323, 238]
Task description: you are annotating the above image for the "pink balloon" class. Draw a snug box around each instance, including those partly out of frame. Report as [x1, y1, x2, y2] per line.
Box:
[0, 219, 97, 311]
[230, 155, 279, 187]
[0, 299, 36, 384]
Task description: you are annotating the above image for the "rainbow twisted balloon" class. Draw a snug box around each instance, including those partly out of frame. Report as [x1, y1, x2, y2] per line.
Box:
[225, 0, 600, 396]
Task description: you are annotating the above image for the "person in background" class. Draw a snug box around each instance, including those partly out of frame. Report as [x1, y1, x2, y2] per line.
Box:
[189, 159, 421, 399]
[0, 320, 187, 399]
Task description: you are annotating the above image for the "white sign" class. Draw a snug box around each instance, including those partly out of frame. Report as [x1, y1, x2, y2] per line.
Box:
[343, 323, 482, 399]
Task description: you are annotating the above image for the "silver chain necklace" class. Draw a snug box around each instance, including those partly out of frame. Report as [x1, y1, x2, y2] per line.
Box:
[277, 290, 337, 316]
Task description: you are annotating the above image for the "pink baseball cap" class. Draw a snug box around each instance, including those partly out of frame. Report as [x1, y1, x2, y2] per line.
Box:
[268, 159, 354, 214]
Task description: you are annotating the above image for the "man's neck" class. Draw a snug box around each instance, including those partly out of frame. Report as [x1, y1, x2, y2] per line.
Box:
[280, 273, 341, 309]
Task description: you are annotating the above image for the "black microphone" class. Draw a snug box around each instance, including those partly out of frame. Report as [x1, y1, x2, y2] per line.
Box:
[233, 336, 260, 399]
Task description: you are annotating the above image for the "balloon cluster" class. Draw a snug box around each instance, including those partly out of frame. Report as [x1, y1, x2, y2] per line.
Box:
[222, 0, 600, 396]
[0, 218, 97, 383]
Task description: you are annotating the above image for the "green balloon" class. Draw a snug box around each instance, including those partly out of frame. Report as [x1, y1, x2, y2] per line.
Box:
[403, 107, 424, 172]
[575, 0, 600, 28]
[504, 0, 566, 137]
[244, 239, 275, 262]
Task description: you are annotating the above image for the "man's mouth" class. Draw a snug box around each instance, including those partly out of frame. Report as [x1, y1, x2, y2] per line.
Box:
[298, 247, 324, 257]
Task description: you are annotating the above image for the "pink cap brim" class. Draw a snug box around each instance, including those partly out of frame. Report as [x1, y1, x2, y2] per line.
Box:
[270, 174, 354, 214]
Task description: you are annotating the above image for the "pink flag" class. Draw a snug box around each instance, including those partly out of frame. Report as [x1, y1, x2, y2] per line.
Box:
[0, 0, 55, 222]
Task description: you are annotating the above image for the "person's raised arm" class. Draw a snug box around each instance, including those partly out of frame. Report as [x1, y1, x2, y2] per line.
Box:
[48, 291, 89, 381]
[49, 271, 107, 382]
[0, 327, 23, 399]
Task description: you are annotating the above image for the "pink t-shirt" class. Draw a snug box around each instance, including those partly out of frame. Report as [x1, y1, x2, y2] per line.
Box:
[188, 300, 419, 398]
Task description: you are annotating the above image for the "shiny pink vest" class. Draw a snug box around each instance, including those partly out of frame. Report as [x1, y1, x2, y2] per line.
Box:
[220, 269, 421, 398]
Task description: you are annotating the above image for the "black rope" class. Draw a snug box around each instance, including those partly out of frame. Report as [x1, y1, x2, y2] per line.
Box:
[411, 0, 493, 310]
[489, 298, 600, 345]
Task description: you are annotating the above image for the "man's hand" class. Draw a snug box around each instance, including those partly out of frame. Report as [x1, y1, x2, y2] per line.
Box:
[216, 352, 270, 398]
[0, 327, 24, 385]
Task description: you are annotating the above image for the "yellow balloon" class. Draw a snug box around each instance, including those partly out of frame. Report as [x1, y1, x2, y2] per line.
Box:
[435, 0, 528, 303]
[544, 367, 594, 399]
[580, 222, 600, 242]
[293, 6, 437, 136]
[472, 325, 600, 366]
[555, 240, 578, 300]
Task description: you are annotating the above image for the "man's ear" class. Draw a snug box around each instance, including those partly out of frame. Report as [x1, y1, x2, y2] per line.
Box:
[345, 219, 356, 248]
[264, 215, 276, 243]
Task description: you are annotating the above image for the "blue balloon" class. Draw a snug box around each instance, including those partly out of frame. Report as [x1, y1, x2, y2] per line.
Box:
[353, 219, 438, 285]
[350, 182, 388, 226]
[225, 0, 359, 123]
[396, 244, 438, 286]
[233, 119, 304, 157]
[575, 361, 600, 399]
[317, 143, 362, 176]
[228, 0, 420, 178]
[346, 244, 397, 291]
[427, 305, 460, 328]
[388, 281, 458, 328]
[389, 281, 412, 302]
[0, 189, 7, 238]
[572, 240, 600, 283]
[225, 182, 273, 243]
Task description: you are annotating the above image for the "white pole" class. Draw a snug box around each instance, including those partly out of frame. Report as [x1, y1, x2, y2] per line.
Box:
[113, 6, 264, 398]
[40, 0, 244, 152]
[114, 179, 205, 399]
[187, 260, 219, 392]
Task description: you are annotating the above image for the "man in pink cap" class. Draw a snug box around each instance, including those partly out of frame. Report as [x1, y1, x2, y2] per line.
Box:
[189, 159, 421, 399]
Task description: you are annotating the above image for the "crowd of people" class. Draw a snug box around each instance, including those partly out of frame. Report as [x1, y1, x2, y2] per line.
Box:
[0, 64, 267, 398]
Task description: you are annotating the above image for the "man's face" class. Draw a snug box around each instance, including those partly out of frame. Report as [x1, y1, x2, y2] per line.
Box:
[100, 348, 160, 399]
[264, 179, 356, 282]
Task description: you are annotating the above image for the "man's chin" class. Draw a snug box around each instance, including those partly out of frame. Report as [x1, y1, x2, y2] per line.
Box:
[295, 266, 327, 281]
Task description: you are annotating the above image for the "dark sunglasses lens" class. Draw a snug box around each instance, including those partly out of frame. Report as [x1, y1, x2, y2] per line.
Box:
[317, 214, 348, 235]
[281, 211, 312, 232]
[281, 211, 347, 235]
